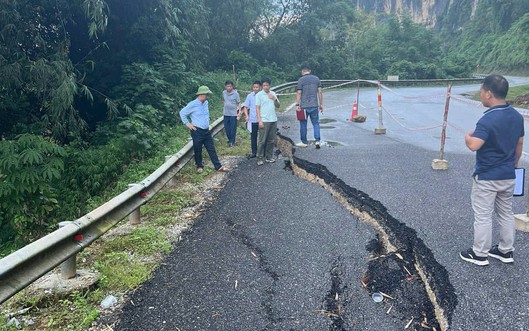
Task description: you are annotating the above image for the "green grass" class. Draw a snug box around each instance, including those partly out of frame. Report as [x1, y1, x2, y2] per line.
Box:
[99, 227, 171, 257]
[43, 291, 99, 330]
[507, 84, 529, 101]
[94, 252, 156, 291]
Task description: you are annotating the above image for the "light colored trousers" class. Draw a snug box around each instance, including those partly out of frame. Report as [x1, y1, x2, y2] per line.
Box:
[471, 176, 516, 257]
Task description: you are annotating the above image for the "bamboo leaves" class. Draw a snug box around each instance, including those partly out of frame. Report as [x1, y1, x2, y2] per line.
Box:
[83, 0, 109, 39]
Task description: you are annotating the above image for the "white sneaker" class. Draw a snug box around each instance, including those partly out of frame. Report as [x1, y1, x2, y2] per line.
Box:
[296, 142, 308, 148]
[315, 141, 321, 149]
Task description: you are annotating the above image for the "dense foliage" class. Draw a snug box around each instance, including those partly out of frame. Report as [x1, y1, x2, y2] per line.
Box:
[1, 0, 528, 254]
[438, 0, 529, 73]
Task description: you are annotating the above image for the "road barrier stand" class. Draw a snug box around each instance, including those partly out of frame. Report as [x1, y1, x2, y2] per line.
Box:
[432, 84, 452, 170]
[514, 212, 529, 232]
[128, 184, 142, 225]
[58, 221, 77, 279]
[374, 81, 386, 134]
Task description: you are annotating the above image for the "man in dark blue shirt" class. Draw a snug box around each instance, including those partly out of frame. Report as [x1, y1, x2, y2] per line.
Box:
[460, 75, 524, 266]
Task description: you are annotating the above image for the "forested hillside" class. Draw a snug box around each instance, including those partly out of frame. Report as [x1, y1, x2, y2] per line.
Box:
[438, 0, 529, 73]
[1, 0, 527, 254]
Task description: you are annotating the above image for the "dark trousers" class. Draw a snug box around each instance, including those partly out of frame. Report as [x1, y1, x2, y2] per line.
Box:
[190, 128, 221, 170]
[224, 115, 237, 144]
[257, 121, 277, 161]
[250, 122, 259, 156]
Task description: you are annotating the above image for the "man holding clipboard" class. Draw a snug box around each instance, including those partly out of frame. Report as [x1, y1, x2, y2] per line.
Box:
[460, 75, 524, 266]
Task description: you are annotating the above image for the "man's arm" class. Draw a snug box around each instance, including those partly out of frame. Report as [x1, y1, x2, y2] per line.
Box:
[296, 90, 301, 106]
[318, 86, 323, 112]
[241, 106, 249, 122]
[179, 104, 196, 130]
[465, 130, 485, 151]
[515, 136, 524, 166]
[256, 105, 263, 128]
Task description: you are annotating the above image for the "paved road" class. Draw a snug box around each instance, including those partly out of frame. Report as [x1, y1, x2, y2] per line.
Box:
[119, 80, 529, 330]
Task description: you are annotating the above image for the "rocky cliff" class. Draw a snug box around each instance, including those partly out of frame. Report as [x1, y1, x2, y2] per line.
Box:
[355, 0, 480, 28]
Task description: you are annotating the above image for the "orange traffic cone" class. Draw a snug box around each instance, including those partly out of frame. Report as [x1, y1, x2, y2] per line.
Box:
[347, 101, 358, 121]
[347, 100, 366, 123]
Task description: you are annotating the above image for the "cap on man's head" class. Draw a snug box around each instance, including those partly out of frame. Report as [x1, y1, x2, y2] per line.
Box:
[196, 85, 213, 95]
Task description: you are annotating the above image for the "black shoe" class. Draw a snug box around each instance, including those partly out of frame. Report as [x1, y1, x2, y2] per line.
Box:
[460, 248, 489, 266]
[248, 154, 256, 159]
[488, 245, 514, 263]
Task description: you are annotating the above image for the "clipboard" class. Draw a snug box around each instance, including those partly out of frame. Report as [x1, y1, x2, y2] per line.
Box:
[514, 168, 525, 196]
[296, 109, 306, 121]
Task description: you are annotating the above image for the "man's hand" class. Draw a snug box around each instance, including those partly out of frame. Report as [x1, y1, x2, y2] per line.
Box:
[319, 105, 323, 113]
[187, 123, 197, 131]
[267, 93, 276, 100]
[259, 121, 264, 129]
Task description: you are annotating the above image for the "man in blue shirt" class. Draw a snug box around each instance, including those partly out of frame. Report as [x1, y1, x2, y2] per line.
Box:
[222, 80, 241, 147]
[460, 75, 524, 266]
[180, 86, 229, 173]
[241, 80, 261, 158]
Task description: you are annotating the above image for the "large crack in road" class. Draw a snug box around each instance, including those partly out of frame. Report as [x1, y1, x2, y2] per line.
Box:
[225, 217, 283, 329]
[278, 135, 458, 331]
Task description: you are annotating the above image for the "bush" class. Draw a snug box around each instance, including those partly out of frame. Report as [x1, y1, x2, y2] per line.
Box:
[0, 134, 66, 243]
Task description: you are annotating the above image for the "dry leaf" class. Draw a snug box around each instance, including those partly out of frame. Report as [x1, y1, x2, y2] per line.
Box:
[405, 317, 414, 329]
[379, 291, 395, 299]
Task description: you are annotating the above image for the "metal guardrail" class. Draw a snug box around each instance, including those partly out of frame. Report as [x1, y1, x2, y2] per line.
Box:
[274, 78, 484, 94]
[0, 117, 225, 305]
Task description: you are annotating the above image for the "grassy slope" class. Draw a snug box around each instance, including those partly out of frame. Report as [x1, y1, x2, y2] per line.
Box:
[471, 84, 529, 108]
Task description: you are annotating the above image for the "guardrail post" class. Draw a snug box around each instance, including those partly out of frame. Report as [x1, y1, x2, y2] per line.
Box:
[165, 156, 178, 187]
[128, 184, 142, 225]
[58, 221, 77, 279]
[374, 81, 386, 135]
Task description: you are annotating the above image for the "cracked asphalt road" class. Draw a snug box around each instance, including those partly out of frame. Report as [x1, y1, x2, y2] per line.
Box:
[119, 83, 529, 330]
[118, 157, 401, 330]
